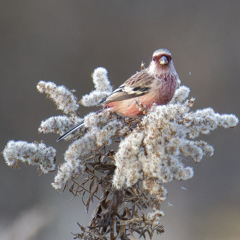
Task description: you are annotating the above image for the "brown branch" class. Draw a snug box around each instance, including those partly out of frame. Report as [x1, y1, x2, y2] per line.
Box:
[71, 179, 101, 200]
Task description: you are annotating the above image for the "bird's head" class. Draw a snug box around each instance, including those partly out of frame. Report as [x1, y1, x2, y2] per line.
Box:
[147, 48, 174, 76]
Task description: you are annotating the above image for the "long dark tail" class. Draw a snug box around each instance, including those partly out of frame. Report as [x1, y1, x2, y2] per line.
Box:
[56, 121, 84, 142]
[56, 109, 104, 142]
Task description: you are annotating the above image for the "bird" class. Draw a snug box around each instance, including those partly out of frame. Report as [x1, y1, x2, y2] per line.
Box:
[56, 48, 179, 142]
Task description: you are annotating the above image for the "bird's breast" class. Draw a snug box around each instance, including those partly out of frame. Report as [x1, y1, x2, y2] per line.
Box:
[156, 74, 177, 105]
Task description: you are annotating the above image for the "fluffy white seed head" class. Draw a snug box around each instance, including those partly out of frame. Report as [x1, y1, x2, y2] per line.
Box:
[112, 101, 237, 192]
[81, 67, 112, 106]
[169, 85, 190, 104]
[51, 159, 85, 190]
[3, 141, 56, 173]
[81, 90, 111, 107]
[64, 112, 124, 163]
[92, 67, 112, 92]
[38, 116, 83, 135]
[37, 81, 79, 115]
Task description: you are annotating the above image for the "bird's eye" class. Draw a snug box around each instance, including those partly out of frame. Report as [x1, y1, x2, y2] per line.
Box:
[152, 57, 156, 61]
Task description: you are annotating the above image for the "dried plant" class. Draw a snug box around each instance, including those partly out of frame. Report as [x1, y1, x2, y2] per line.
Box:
[3, 67, 238, 239]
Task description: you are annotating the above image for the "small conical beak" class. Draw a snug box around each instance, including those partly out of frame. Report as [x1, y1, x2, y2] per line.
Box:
[159, 56, 168, 65]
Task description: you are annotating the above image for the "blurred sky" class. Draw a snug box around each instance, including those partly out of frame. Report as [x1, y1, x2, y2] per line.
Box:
[0, 1, 240, 240]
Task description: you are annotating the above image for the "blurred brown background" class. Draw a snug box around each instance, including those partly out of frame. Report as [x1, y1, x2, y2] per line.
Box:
[0, 1, 240, 239]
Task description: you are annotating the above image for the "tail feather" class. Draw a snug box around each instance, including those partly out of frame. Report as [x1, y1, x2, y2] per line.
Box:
[56, 121, 84, 142]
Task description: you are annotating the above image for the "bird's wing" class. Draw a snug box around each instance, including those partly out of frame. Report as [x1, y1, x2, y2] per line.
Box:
[103, 70, 155, 104]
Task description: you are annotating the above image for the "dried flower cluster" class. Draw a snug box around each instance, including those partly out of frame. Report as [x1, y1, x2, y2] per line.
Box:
[3, 140, 56, 173]
[2, 67, 238, 239]
[81, 67, 113, 107]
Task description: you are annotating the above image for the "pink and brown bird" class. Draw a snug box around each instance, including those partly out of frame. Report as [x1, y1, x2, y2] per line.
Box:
[57, 48, 179, 142]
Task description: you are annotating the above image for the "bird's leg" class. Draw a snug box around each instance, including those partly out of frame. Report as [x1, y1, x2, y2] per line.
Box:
[134, 99, 148, 115]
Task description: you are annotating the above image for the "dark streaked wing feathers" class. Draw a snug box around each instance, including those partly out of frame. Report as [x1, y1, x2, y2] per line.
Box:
[103, 70, 155, 104]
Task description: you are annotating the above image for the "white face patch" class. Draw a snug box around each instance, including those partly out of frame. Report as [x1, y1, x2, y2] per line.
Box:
[153, 48, 172, 57]
[148, 62, 158, 75]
